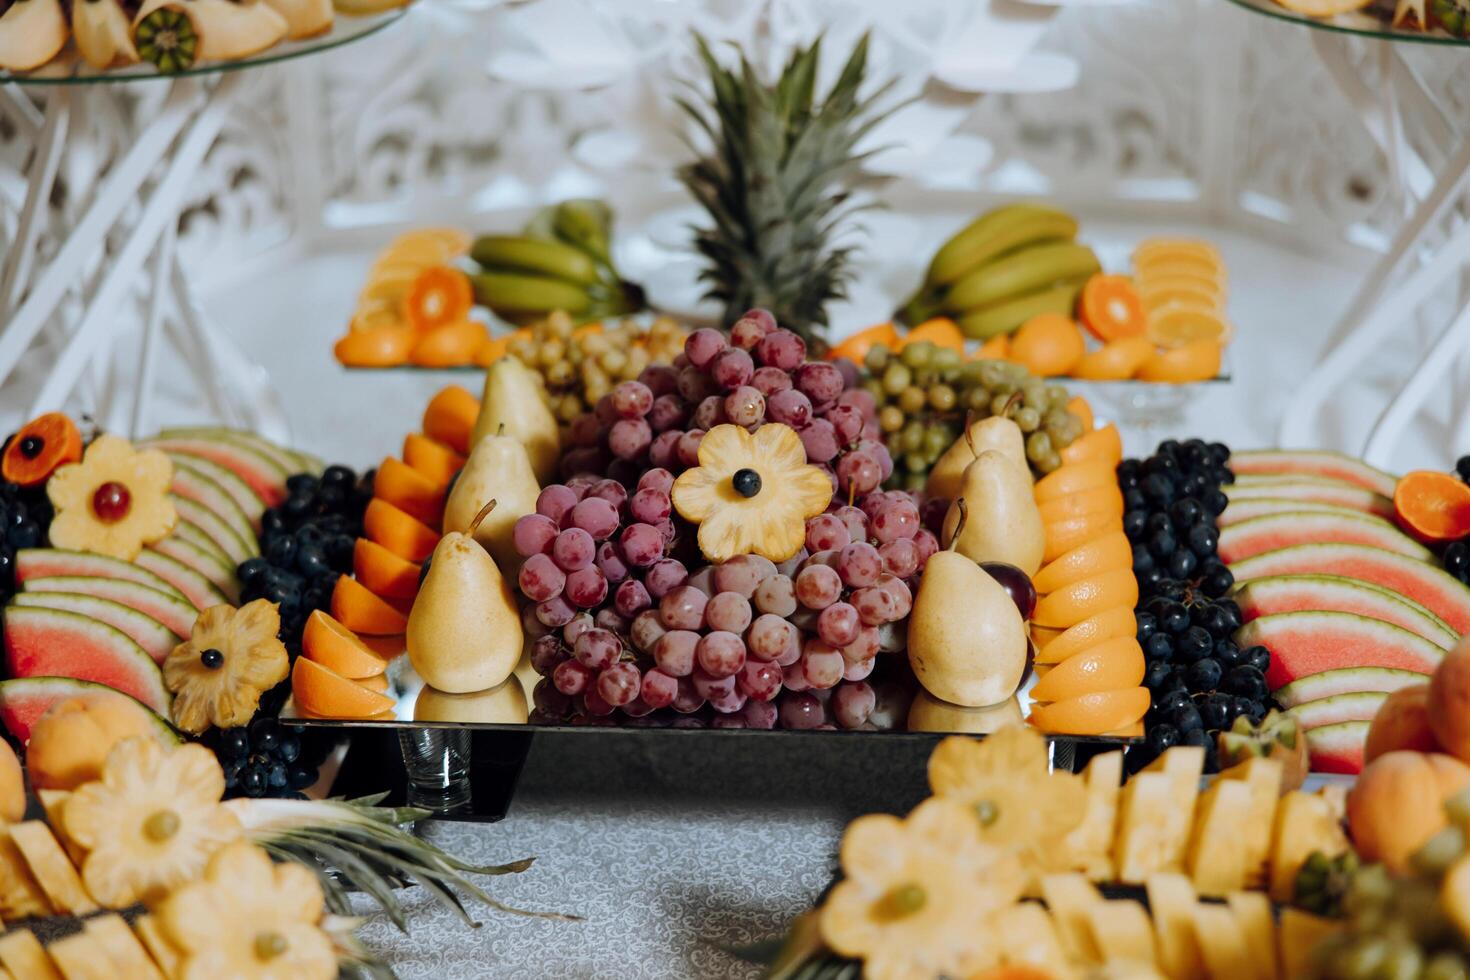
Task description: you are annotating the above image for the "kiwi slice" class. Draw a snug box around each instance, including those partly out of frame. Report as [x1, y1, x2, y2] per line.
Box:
[134, 7, 197, 73]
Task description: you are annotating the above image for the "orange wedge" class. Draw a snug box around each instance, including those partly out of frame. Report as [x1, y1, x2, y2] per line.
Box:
[360, 634, 406, 661]
[402, 434, 465, 488]
[1033, 531, 1132, 595]
[827, 321, 900, 364]
[1043, 516, 1124, 564]
[353, 538, 422, 602]
[1034, 459, 1118, 502]
[1147, 307, 1231, 349]
[1037, 485, 1124, 525]
[363, 498, 440, 564]
[1100, 721, 1145, 739]
[1033, 606, 1137, 665]
[1059, 424, 1123, 468]
[901, 317, 965, 352]
[1066, 395, 1094, 431]
[357, 674, 391, 695]
[1032, 568, 1139, 629]
[1072, 337, 1153, 381]
[331, 575, 408, 635]
[410, 320, 489, 368]
[374, 457, 445, 527]
[975, 334, 1010, 361]
[1141, 285, 1223, 316]
[292, 657, 396, 719]
[334, 326, 414, 368]
[1029, 687, 1150, 736]
[1136, 340, 1222, 383]
[1031, 637, 1146, 702]
[1132, 239, 1222, 266]
[303, 610, 388, 679]
[421, 385, 480, 454]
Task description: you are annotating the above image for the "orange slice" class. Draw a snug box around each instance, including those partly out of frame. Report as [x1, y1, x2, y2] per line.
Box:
[1043, 516, 1124, 564]
[360, 633, 406, 661]
[374, 457, 445, 527]
[1394, 470, 1470, 542]
[1147, 308, 1231, 349]
[421, 385, 480, 454]
[1033, 531, 1132, 595]
[1134, 253, 1224, 284]
[335, 326, 414, 367]
[1037, 485, 1124, 525]
[1066, 395, 1094, 431]
[1059, 424, 1123, 468]
[1032, 568, 1139, 629]
[402, 434, 466, 488]
[363, 498, 440, 564]
[397, 228, 471, 257]
[1078, 274, 1147, 342]
[410, 320, 488, 368]
[1139, 272, 1223, 304]
[1034, 459, 1118, 502]
[353, 538, 422, 602]
[1136, 339, 1222, 384]
[1031, 636, 1146, 702]
[1033, 606, 1137, 665]
[1029, 687, 1150, 736]
[331, 575, 408, 635]
[1132, 239, 1222, 266]
[1141, 286, 1223, 316]
[303, 610, 388, 679]
[1072, 337, 1153, 381]
[292, 657, 396, 719]
[356, 674, 391, 695]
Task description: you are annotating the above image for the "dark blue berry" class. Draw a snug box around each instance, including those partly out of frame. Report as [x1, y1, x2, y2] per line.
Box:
[1133, 546, 1155, 574]
[1145, 632, 1175, 662]
[1201, 567, 1234, 598]
[1161, 604, 1190, 634]
[1124, 511, 1147, 541]
[278, 736, 301, 764]
[1144, 473, 1175, 505]
[1202, 488, 1229, 516]
[1123, 488, 1146, 512]
[1155, 688, 1192, 716]
[288, 766, 317, 789]
[1166, 703, 1203, 734]
[1187, 524, 1219, 558]
[242, 769, 267, 797]
[1168, 548, 1197, 579]
[1223, 665, 1268, 700]
[250, 718, 280, 752]
[1148, 528, 1177, 559]
[1135, 611, 1157, 642]
[1214, 640, 1243, 668]
[1145, 660, 1174, 690]
[265, 535, 296, 568]
[1243, 645, 1271, 674]
[1184, 657, 1223, 693]
[1169, 498, 1203, 528]
[286, 474, 318, 495]
[1196, 694, 1230, 730]
[1175, 626, 1213, 662]
[268, 764, 289, 789]
[1145, 723, 1181, 756]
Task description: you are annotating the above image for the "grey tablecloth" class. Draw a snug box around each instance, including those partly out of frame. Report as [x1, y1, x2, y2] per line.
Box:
[352, 733, 935, 979]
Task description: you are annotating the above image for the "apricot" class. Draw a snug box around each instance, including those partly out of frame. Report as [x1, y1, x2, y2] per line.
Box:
[333, 326, 414, 367]
[27, 694, 170, 791]
[1365, 685, 1439, 763]
[421, 385, 480, 454]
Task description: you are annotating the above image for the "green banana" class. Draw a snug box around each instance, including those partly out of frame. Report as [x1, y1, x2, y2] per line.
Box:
[551, 199, 614, 267]
[470, 235, 602, 286]
[945, 242, 1100, 313]
[470, 271, 593, 316]
[956, 279, 1089, 340]
[926, 204, 1078, 287]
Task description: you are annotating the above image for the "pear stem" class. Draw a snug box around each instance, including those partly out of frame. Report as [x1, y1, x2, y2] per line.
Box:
[469, 499, 498, 535]
[497, 423, 506, 436]
[948, 498, 967, 550]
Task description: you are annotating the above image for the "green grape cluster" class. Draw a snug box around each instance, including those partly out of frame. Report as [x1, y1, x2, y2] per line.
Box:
[859, 340, 1084, 489]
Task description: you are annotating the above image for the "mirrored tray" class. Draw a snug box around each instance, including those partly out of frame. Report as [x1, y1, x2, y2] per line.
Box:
[1223, 0, 1470, 45]
[1, 10, 404, 86]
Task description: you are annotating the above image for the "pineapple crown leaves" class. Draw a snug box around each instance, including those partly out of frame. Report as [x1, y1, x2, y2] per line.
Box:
[675, 31, 900, 340]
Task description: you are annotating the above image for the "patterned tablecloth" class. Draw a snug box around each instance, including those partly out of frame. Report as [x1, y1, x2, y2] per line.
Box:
[351, 732, 935, 979]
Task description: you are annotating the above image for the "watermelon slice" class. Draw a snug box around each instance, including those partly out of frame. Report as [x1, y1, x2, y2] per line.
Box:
[139, 436, 288, 507]
[1230, 543, 1470, 634]
[1219, 499, 1397, 530]
[149, 537, 238, 604]
[20, 576, 194, 639]
[1303, 721, 1369, 775]
[1286, 692, 1388, 730]
[170, 520, 231, 568]
[1219, 511, 1432, 564]
[134, 549, 228, 611]
[1229, 450, 1397, 498]
[1275, 667, 1427, 709]
[1236, 611, 1443, 689]
[1225, 478, 1395, 519]
[167, 454, 265, 532]
[159, 427, 320, 478]
[2, 607, 169, 713]
[1233, 574, 1457, 649]
[0, 677, 176, 744]
[9, 593, 177, 663]
[169, 493, 254, 565]
[16, 549, 186, 602]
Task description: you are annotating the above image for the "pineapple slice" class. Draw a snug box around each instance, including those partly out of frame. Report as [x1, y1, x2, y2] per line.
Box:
[0, 930, 63, 980]
[1189, 902, 1259, 980]
[1085, 899, 1158, 965]
[34, 791, 85, 867]
[1225, 891, 1278, 980]
[1215, 757, 1283, 889]
[1040, 873, 1104, 964]
[1277, 907, 1343, 978]
[0, 829, 52, 921]
[44, 931, 113, 980]
[1113, 772, 1177, 883]
[995, 901, 1073, 976]
[1268, 792, 1349, 903]
[1142, 746, 1205, 866]
[8, 823, 95, 916]
[1185, 778, 1253, 896]
[1144, 874, 1206, 980]
[83, 915, 163, 980]
[1062, 750, 1122, 881]
[131, 915, 182, 980]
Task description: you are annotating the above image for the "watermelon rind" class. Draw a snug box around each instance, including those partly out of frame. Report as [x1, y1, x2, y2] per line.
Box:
[148, 537, 239, 605]
[1235, 610, 1444, 689]
[1229, 542, 1470, 634]
[10, 592, 177, 663]
[170, 519, 232, 568]
[1229, 449, 1397, 498]
[1220, 511, 1433, 564]
[1286, 692, 1389, 730]
[20, 576, 194, 639]
[2, 607, 170, 714]
[15, 549, 187, 602]
[1275, 667, 1427, 709]
[135, 548, 230, 611]
[0, 677, 177, 744]
[1304, 720, 1370, 775]
[1232, 574, 1457, 649]
[1219, 499, 1396, 530]
[1225, 478, 1395, 519]
[139, 437, 288, 507]
[169, 493, 255, 565]
[167, 453, 265, 532]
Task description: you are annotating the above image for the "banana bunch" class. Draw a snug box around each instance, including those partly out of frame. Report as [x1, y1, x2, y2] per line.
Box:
[469, 199, 646, 327]
[898, 203, 1100, 340]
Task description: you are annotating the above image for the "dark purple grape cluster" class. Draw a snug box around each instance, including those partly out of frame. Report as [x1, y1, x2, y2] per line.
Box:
[0, 432, 53, 605]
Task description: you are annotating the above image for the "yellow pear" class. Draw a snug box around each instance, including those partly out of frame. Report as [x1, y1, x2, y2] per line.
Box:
[907, 690, 1023, 733]
[471, 357, 560, 484]
[443, 427, 539, 572]
[908, 505, 1029, 707]
[407, 501, 523, 694]
[941, 448, 1044, 575]
[414, 677, 528, 724]
[925, 414, 1026, 500]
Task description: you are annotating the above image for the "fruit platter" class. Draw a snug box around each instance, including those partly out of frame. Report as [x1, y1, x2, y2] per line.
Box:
[1228, 0, 1470, 40]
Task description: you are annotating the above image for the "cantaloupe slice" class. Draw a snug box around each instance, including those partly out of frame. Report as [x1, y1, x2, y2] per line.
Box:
[1186, 778, 1253, 897]
[1277, 908, 1342, 979]
[83, 915, 163, 980]
[1039, 873, 1103, 963]
[1269, 791, 1349, 903]
[1215, 757, 1284, 889]
[9, 822, 95, 916]
[1226, 891, 1278, 980]
[1062, 750, 1122, 881]
[131, 915, 182, 980]
[995, 901, 1072, 976]
[1113, 772, 1178, 883]
[1190, 903, 1258, 980]
[43, 931, 112, 980]
[1145, 874, 1206, 980]
[0, 930, 62, 980]
[34, 791, 85, 867]
[1085, 899, 1158, 965]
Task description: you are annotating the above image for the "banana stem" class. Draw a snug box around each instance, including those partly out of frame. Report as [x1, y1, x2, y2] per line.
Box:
[897, 289, 943, 327]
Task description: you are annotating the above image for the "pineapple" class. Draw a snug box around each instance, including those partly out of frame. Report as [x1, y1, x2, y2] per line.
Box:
[676, 33, 894, 344]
